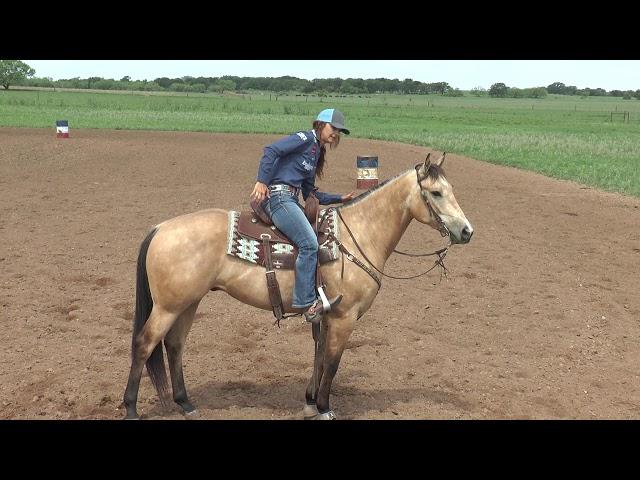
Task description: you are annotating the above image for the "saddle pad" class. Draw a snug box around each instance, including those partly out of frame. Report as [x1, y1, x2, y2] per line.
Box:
[226, 209, 340, 269]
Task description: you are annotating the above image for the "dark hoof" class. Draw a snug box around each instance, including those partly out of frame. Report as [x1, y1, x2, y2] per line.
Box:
[176, 398, 197, 415]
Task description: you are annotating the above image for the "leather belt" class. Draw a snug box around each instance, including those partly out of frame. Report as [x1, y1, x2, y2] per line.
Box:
[269, 184, 299, 195]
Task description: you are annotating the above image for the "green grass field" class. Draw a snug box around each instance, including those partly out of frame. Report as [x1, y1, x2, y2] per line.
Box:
[2, 88, 639, 197]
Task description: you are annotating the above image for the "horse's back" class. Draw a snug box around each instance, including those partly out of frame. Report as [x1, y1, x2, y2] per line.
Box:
[155, 207, 229, 230]
[146, 208, 232, 308]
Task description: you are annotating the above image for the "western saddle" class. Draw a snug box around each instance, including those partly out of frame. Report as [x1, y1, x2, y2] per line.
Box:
[236, 192, 341, 324]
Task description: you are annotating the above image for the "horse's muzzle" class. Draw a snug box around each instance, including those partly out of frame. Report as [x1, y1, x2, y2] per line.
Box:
[460, 225, 473, 243]
[450, 224, 473, 244]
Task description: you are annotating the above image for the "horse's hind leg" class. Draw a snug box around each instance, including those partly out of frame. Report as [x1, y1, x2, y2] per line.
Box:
[123, 306, 178, 419]
[164, 300, 200, 416]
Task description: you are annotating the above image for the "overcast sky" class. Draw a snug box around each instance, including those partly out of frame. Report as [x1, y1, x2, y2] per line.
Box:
[23, 60, 640, 91]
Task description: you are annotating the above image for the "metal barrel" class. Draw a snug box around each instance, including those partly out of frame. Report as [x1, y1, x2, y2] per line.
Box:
[356, 155, 378, 189]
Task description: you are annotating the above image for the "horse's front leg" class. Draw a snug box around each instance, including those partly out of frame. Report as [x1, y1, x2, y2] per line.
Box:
[311, 311, 357, 420]
[304, 322, 327, 419]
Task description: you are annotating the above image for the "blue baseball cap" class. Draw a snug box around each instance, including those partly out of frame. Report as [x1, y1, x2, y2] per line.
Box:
[316, 108, 350, 135]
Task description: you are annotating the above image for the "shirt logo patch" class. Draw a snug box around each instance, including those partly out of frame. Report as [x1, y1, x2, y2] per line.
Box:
[296, 132, 308, 141]
[301, 160, 314, 171]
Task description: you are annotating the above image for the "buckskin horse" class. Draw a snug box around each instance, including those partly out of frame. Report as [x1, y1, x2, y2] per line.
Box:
[122, 153, 473, 419]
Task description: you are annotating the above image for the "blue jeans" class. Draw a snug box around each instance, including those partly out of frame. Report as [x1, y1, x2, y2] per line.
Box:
[263, 190, 318, 309]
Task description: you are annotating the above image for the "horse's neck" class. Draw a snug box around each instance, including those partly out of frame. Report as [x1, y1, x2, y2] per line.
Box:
[340, 171, 414, 267]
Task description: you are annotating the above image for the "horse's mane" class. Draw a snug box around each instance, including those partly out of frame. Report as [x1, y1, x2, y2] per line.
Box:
[340, 163, 446, 209]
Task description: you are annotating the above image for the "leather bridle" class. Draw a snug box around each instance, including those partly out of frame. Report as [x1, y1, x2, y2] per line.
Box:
[321, 164, 451, 289]
[414, 163, 450, 238]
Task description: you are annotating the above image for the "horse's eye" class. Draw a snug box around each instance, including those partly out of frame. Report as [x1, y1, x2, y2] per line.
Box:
[431, 191, 442, 197]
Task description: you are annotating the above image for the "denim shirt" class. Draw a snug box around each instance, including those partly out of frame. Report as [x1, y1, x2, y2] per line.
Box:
[256, 130, 342, 205]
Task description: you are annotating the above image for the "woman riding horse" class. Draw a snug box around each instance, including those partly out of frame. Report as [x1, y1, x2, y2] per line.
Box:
[122, 147, 473, 420]
[250, 109, 355, 324]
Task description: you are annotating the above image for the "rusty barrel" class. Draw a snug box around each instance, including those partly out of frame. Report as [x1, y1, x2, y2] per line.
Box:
[356, 155, 378, 189]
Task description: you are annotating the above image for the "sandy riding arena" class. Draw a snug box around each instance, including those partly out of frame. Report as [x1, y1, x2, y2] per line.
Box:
[1, 127, 639, 419]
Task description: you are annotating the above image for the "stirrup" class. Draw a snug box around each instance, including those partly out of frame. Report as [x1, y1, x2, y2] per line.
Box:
[317, 286, 342, 313]
[304, 299, 323, 324]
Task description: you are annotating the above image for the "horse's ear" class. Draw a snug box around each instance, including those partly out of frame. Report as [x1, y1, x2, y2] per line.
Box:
[420, 153, 431, 176]
[435, 152, 446, 167]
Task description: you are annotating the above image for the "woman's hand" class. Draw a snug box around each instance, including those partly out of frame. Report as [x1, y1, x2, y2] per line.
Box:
[250, 182, 269, 203]
[341, 191, 356, 203]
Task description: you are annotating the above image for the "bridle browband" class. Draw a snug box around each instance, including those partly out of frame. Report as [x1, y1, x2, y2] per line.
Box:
[322, 163, 451, 289]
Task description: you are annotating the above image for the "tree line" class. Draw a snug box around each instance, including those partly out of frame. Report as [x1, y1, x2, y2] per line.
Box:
[2, 60, 639, 100]
[484, 82, 640, 100]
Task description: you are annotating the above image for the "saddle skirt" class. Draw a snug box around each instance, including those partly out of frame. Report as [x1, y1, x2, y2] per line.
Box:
[226, 209, 340, 270]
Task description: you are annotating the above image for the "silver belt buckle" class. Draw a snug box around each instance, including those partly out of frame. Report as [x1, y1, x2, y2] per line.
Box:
[272, 184, 295, 195]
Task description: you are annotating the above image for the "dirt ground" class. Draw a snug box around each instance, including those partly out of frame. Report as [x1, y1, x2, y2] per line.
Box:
[1, 127, 639, 420]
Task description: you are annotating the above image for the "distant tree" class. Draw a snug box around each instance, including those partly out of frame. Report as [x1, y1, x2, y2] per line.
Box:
[190, 83, 206, 93]
[506, 87, 547, 99]
[209, 79, 236, 93]
[120, 75, 131, 82]
[547, 82, 566, 94]
[587, 88, 607, 97]
[564, 85, 578, 96]
[445, 88, 464, 97]
[429, 82, 451, 95]
[28, 76, 54, 88]
[87, 76, 102, 89]
[528, 87, 548, 98]
[609, 90, 624, 97]
[470, 86, 486, 96]
[301, 82, 315, 94]
[93, 79, 116, 90]
[488, 82, 509, 97]
[170, 82, 188, 92]
[155, 77, 173, 89]
[0, 60, 35, 89]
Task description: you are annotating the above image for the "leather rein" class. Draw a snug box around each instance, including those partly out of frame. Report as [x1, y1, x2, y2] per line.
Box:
[322, 164, 450, 290]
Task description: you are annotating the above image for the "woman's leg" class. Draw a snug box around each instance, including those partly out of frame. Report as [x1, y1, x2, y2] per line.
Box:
[266, 192, 319, 309]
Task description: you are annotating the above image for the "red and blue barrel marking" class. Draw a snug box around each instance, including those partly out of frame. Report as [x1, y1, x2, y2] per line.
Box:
[357, 155, 378, 189]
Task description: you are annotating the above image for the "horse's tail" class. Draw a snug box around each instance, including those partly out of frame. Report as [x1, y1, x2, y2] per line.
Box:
[132, 227, 170, 406]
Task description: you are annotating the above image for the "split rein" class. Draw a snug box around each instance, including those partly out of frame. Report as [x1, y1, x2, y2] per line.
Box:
[324, 209, 449, 291]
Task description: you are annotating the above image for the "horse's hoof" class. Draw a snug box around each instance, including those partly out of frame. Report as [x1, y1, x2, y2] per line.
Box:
[124, 415, 140, 420]
[311, 410, 337, 420]
[303, 403, 319, 420]
[183, 409, 199, 419]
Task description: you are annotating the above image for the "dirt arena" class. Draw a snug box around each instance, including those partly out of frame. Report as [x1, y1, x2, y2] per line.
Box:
[1, 127, 639, 420]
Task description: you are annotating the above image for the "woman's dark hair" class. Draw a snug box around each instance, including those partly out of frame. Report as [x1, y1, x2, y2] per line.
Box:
[312, 120, 341, 179]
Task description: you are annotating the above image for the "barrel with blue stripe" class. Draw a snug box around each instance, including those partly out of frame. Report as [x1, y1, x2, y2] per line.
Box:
[56, 120, 69, 138]
[356, 155, 379, 189]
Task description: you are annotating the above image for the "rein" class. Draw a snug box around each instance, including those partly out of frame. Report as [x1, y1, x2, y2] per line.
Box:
[321, 165, 452, 288]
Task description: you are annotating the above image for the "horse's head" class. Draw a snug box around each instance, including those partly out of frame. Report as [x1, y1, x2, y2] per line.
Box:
[409, 153, 473, 244]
